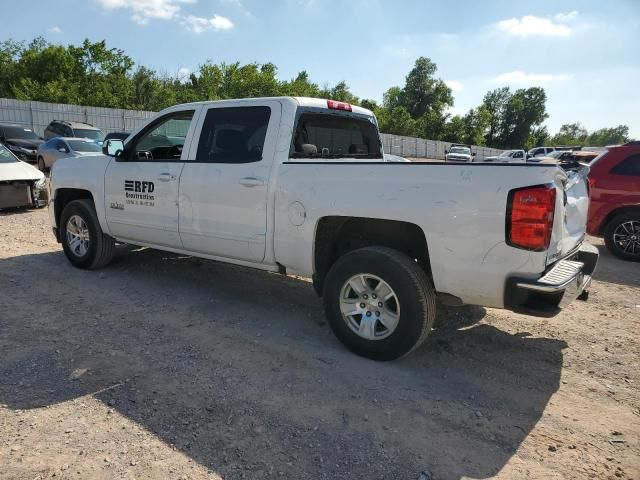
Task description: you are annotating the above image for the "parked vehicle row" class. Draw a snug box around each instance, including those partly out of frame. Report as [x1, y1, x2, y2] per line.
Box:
[48, 96, 597, 360]
[44, 120, 105, 143]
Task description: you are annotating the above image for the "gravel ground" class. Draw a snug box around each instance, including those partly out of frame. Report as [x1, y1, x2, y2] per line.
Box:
[0, 207, 638, 480]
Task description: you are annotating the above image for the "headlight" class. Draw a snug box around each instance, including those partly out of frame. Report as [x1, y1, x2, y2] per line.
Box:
[35, 177, 47, 189]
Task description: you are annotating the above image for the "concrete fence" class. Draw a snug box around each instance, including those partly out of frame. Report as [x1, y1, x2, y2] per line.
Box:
[0, 98, 503, 161]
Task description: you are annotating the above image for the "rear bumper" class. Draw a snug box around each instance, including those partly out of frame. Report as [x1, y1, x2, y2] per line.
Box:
[504, 241, 599, 316]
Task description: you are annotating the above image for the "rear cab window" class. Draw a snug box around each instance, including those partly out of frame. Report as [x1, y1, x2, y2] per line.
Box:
[290, 109, 382, 160]
[611, 153, 640, 176]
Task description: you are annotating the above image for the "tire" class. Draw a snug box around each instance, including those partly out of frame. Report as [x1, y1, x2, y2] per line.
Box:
[37, 157, 46, 172]
[604, 212, 640, 261]
[60, 199, 115, 269]
[323, 246, 437, 361]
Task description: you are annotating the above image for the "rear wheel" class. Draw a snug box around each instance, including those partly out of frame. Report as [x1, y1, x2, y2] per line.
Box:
[323, 247, 436, 361]
[60, 199, 115, 269]
[604, 213, 640, 261]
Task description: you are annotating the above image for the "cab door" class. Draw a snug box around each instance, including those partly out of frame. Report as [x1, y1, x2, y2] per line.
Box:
[104, 108, 199, 248]
[178, 101, 281, 262]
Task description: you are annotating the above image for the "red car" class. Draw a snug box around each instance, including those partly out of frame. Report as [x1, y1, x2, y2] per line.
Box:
[587, 141, 640, 261]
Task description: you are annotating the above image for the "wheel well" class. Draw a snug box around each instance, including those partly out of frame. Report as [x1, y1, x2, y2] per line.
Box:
[601, 206, 640, 234]
[54, 189, 94, 232]
[313, 216, 430, 295]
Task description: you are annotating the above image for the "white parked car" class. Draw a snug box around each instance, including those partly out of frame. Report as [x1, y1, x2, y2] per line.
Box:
[445, 144, 474, 162]
[0, 144, 48, 209]
[48, 97, 597, 360]
[484, 149, 527, 163]
[37, 137, 103, 171]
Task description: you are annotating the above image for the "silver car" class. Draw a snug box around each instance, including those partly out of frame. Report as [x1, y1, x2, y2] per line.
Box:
[36, 137, 103, 171]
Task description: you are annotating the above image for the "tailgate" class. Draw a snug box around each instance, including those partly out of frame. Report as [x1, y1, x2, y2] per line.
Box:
[547, 166, 590, 264]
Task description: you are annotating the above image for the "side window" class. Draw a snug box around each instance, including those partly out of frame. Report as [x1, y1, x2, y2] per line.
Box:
[513, 151, 523, 158]
[196, 106, 271, 164]
[611, 154, 640, 176]
[53, 139, 67, 151]
[129, 110, 194, 161]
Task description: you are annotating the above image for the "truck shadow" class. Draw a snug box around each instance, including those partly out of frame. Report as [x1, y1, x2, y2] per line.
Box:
[591, 244, 640, 289]
[0, 247, 567, 480]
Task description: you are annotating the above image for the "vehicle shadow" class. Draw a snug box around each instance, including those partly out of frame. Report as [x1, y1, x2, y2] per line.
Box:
[0, 248, 567, 480]
[592, 244, 640, 289]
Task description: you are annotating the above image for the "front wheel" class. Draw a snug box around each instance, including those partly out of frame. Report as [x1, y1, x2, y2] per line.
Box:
[60, 199, 115, 269]
[323, 247, 436, 361]
[604, 213, 640, 261]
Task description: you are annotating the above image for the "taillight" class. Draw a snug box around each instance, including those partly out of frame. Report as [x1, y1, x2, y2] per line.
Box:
[327, 100, 352, 111]
[507, 185, 556, 251]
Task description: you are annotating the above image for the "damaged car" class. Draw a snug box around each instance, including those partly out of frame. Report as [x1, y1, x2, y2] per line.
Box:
[0, 144, 48, 210]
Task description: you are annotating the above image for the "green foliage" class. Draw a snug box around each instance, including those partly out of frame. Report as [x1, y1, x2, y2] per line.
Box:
[0, 37, 632, 148]
[549, 123, 629, 147]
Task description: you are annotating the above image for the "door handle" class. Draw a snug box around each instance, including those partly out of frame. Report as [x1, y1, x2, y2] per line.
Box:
[158, 173, 177, 182]
[239, 177, 265, 187]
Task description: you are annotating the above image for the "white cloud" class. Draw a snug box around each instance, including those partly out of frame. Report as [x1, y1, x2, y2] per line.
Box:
[96, 0, 233, 32]
[445, 80, 463, 92]
[48, 26, 62, 33]
[494, 14, 573, 37]
[96, 0, 194, 24]
[495, 71, 572, 84]
[180, 14, 233, 33]
[555, 11, 578, 22]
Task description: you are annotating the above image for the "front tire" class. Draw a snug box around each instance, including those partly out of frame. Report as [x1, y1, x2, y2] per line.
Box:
[604, 213, 640, 261]
[60, 199, 115, 269]
[323, 247, 437, 361]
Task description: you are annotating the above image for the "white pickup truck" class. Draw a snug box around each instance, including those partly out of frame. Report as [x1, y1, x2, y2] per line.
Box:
[48, 97, 598, 360]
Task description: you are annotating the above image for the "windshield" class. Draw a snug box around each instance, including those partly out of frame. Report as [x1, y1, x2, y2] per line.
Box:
[291, 112, 382, 159]
[67, 140, 102, 152]
[73, 129, 104, 141]
[498, 150, 513, 157]
[548, 151, 564, 159]
[450, 147, 470, 155]
[0, 145, 19, 163]
[3, 126, 39, 140]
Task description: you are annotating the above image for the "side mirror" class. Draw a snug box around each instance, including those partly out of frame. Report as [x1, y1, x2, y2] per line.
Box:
[103, 139, 124, 158]
[472, 152, 477, 156]
[444, 149, 449, 154]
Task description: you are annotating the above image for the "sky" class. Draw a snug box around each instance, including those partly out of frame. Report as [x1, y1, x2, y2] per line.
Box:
[3, 0, 640, 138]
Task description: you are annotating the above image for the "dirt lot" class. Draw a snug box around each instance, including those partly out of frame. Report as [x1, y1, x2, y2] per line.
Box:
[1, 207, 638, 480]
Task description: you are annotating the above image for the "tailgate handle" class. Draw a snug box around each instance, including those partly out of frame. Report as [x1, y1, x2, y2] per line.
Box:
[239, 177, 264, 187]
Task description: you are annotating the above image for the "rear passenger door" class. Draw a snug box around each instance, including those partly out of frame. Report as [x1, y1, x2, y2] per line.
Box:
[179, 101, 282, 262]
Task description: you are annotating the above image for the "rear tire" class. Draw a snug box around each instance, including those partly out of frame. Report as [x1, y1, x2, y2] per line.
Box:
[604, 212, 640, 261]
[60, 199, 115, 269]
[323, 246, 436, 361]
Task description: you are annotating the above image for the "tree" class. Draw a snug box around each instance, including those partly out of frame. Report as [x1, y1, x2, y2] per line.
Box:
[550, 122, 588, 145]
[398, 57, 453, 119]
[480, 87, 548, 148]
[443, 115, 465, 143]
[586, 125, 629, 146]
[482, 87, 510, 146]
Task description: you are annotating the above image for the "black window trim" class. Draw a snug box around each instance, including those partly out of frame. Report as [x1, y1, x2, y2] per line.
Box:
[117, 109, 196, 163]
[194, 105, 273, 165]
[289, 106, 383, 160]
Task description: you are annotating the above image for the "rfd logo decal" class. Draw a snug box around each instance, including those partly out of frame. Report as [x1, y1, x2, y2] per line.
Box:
[124, 180, 155, 193]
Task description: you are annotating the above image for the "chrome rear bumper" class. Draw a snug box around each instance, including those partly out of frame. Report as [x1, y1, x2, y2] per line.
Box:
[505, 242, 599, 315]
